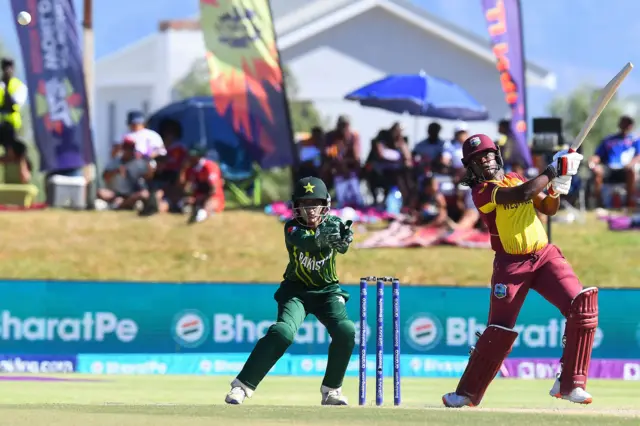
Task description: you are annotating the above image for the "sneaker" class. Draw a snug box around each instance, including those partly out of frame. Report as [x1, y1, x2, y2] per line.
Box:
[321, 385, 348, 406]
[442, 392, 473, 408]
[225, 378, 254, 405]
[549, 378, 593, 404]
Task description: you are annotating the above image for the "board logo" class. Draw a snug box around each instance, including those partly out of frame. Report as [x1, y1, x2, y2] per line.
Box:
[405, 313, 442, 351]
[171, 310, 209, 348]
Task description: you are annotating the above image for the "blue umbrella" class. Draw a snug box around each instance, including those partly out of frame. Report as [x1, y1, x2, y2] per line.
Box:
[345, 72, 489, 121]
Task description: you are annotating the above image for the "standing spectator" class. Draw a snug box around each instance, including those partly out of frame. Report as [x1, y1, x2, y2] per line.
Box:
[497, 119, 527, 170]
[324, 115, 361, 189]
[0, 58, 28, 146]
[589, 115, 640, 208]
[181, 147, 225, 223]
[444, 122, 468, 179]
[98, 139, 152, 210]
[112, 110, 166, 159]
[156, 118, 187, 210]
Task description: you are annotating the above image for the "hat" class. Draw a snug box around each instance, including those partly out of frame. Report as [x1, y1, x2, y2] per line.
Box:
[454, 121, 468, 134]
[126, 110, 145, 125]
[461, 134, 498, 166]
[122, 137, 136, 148]
[337, 115, 350, 125]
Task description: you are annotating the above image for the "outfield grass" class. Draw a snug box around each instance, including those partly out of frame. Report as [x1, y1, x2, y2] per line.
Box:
[2, 210, 638, 286]
[0, 375, 638, 426]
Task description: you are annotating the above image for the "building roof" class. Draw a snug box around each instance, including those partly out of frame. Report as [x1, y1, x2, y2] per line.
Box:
[102, 0, 555, 90]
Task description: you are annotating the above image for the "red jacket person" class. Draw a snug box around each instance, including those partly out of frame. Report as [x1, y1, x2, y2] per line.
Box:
[442, 134, 597, 408]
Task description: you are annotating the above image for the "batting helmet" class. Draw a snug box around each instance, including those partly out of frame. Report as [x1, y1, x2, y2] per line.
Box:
[461, 134, 501, 167]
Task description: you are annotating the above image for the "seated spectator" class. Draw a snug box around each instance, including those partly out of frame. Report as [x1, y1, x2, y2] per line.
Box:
[413, 122, 447, 173]
[155, 118, 187, 211]
[112, 110, 166, 159]
[181, 147, 225, 223]
[408, 174, 448, 227]
[589, 115, 640, 208]
[324, 116, 361, 190]
[450, 186, 480, 231]
[98, 139, 152, 210]
[297, 126, 324, 180]
[366, 122, 414, 206]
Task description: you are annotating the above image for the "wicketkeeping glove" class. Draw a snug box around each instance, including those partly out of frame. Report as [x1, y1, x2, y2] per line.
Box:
[316, 221, 342, 249]
[548, 175, 572, 198]
[549, 150, 583, 177]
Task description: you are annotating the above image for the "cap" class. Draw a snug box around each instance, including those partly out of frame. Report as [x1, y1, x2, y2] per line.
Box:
[126, 110, 145, 125]
[292, 176, 329, 201]
[122, 136, 136, 148]
[461, 134, 498, 166]
[454, 121, 468, 134]
[337, 115, 350, 125]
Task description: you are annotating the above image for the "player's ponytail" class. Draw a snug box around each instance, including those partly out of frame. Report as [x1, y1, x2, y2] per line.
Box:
[460, 167, 480, 188]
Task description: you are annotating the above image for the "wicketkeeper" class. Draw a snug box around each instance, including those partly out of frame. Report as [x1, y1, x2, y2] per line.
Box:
[442, 134, 598, 408]
[225, 176, 356, 406]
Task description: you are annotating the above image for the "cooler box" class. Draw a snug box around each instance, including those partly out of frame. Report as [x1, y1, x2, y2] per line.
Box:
[47, 175, 87, 209]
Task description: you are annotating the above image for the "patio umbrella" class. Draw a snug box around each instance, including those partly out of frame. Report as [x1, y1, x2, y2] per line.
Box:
[344, 71, 489, 121]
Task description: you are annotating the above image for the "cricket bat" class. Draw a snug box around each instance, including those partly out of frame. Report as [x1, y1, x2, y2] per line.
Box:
[570, 62, 634, 152]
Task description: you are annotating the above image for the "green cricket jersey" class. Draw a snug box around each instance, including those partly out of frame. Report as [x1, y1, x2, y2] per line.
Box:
[282, 215, 345, 289]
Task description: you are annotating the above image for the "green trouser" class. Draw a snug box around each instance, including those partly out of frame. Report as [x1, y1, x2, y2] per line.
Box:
[236, 283, 355, 390]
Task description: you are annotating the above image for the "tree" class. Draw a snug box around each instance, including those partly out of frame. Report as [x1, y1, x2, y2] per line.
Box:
[547, 84, 624, 155]
[173, 59, 325, 133]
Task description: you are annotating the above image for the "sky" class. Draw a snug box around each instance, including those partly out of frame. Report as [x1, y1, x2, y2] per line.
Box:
[1, 0, 639, 119]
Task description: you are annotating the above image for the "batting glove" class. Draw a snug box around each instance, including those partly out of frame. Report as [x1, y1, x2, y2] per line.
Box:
[548, 175, 572, 198]
[550, 150, 583, 176]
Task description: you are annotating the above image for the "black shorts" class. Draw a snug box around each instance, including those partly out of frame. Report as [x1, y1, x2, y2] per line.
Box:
[603, 166, 627, 184]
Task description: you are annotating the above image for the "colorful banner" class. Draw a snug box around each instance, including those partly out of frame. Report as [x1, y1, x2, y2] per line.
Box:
[199, 0, 296, 169]
[0, 354, 76, 373]
[481, 0, 532, 167]
[1, 281, 639, 359]
[501, 358, 640, 380]
[11, 0, 94, 172]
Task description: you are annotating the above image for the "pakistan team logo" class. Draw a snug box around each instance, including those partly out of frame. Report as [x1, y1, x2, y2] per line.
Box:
[405, 313, 442, 351]
[171, 310, 209, 348]
[35, 77, 84, 134]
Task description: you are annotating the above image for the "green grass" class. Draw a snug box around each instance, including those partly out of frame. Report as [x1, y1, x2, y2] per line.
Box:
[0, 375, 638, 425]
[0, 209, 637, 286]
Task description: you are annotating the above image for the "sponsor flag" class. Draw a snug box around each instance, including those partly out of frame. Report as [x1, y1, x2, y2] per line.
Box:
[199, 0, 297, 169]
[11, 0, 95, 172]
[481, 0, 532, 167]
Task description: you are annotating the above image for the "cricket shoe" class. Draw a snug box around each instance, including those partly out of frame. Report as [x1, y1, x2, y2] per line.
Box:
[442, 392, 474, 408]
[321, 385, 348, 406]
[225, 378, 254, 405]
[549, 378, 593, 404]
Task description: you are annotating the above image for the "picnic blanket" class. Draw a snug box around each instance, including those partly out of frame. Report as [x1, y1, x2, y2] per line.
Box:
[264, 201, 395, 224]
[356, 222, 492, 249]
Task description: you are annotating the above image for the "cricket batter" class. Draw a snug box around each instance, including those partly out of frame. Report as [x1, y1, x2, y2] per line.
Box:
[442, 134, 598, 408]
[225, 176, 356, 406]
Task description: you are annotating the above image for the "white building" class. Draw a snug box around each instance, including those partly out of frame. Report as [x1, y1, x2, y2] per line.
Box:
[95, 0, 556, 166]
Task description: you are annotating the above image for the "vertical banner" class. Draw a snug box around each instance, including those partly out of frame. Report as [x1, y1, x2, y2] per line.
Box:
[481, 0, 532, 167]
[11, 0, 94, 172]
[199, 0, 296, 169]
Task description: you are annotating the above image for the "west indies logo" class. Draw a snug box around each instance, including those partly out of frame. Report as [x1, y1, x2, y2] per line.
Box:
[34, 78, 84, 134]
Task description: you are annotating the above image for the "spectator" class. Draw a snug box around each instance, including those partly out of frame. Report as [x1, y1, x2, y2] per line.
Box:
[413, 122, 447, 172]
[297, 126, 324, 179]
[589, 115, 640, 208]
[181, 146, 225, 223]
[410, 174, 448, 227]
[324, 115, 361, 187]
[497, 119, 527, 170]
[450, 186, 480, 230]
[1, 139, 33, 184]
[367, 122, 414, 205]
[0, 58, 28, 146]
[98, 139, 152, 210]
[112, 110, 166, 159]
[155, 118, 187, 211]
[444, 122, 468, 179]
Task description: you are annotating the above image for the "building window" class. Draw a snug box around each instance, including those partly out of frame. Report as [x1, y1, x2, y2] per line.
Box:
[108, 102, 116, 143]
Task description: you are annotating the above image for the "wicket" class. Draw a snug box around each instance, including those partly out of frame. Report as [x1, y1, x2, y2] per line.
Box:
[358, 276, 400, 406]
